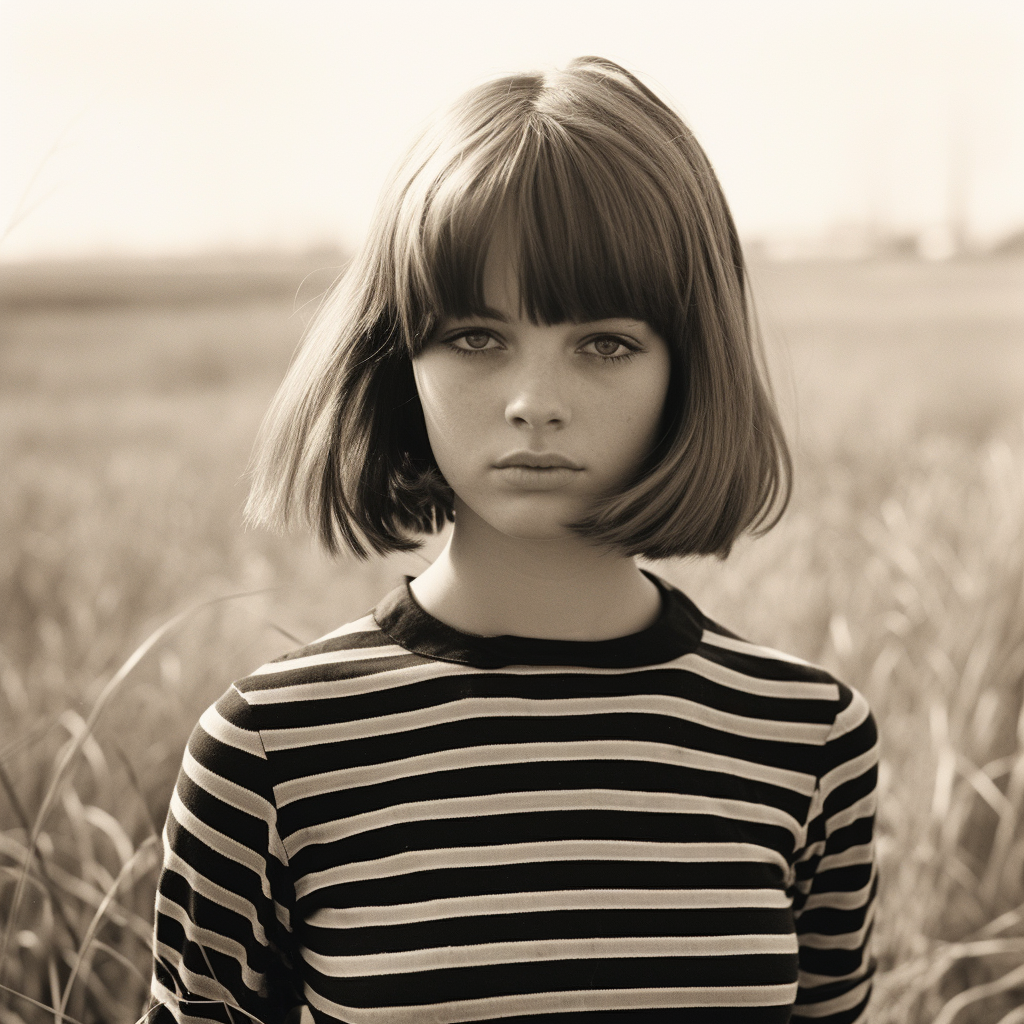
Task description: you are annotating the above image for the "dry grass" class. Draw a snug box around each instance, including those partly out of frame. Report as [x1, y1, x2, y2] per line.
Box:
[661, 425, 1024, 1024]
[1, 254, 1023, 1022]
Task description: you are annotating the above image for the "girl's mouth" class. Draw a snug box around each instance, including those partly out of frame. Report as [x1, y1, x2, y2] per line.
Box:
[491, 458, 585, 491]
[493, 452, 583, 470]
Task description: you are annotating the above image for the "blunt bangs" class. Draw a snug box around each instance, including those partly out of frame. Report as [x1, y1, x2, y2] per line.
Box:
[245, 56, 791, 559]
[391, 69, 705, 354]
[402, 124, 691, 350]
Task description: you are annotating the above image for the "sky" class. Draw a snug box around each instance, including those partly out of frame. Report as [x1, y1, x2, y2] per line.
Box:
[1, 0, 1022, 262]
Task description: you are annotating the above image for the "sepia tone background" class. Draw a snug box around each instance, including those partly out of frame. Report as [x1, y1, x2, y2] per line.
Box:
[1, 2, 1023, 1021]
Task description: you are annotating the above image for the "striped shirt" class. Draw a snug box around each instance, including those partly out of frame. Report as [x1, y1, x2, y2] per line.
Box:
[152, 572, 877, 1023]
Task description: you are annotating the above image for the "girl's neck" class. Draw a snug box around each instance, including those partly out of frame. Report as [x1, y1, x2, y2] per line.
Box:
[408, 505, 662, 641]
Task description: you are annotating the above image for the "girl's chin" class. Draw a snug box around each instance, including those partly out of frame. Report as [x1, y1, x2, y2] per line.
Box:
[450, 490, 602, 545]
[453, 501, 578, 543]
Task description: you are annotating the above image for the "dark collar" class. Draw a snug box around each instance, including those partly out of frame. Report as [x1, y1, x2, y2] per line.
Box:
[372, 570, 704, 670]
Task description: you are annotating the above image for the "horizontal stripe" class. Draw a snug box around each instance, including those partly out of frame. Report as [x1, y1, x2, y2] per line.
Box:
[262, 693, 833, 752]
[465, 654, 836, 700]
[274, 739, 816, 808]
[296, 839, 790, 899]
[699, 630, 812, 667]
[155, 903, 263, 993]
[819, 841, 875, 874]
[823, 793, 877, 837]
[284, 787, 803, 857]
[168, 791, 275, 895]
[794, 977, 871, 1017]
[305, 933, 800, 977]
[159, 846, 270, 946]
[250, 643, 411, 677]
[819, 757, 876, 811]
[678, 653, 837, 702]
[830, 691, 872, 738]
[797, 904, 875, 950]
[243, 653, 430, 704]
[305, 982, 801, 1022]
[803, 875, 875, 913]
[246, 650, 837, 705]
[798, 961, 873, 989]
[821, 745, 879, 797]
[308, 887, 793, 928]
[199, 703, 266, 758]
[180, 749, 286, 865]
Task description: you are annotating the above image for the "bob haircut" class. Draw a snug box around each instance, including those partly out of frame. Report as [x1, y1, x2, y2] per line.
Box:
[246, 56, 791, 560]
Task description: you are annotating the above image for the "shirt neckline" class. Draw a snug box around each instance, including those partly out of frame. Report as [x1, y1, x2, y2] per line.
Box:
[372, 569, 705, 669]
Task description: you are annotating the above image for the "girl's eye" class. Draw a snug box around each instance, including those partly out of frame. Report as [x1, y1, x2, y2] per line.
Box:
[448, 331, 501, 354]
[580, 335, 637, 360]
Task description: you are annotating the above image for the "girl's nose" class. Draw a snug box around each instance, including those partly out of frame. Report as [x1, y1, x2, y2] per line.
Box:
[504, 374, 571, 430]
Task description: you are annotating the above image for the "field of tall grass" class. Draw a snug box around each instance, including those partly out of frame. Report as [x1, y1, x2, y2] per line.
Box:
[1, 253, 1023, 1022]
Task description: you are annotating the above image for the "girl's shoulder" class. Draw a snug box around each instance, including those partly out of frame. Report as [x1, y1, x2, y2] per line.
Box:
[692, 612, 842, 688]
[228, 609, 426, 704]
[692, 612, 873, 727]
[655, 574, 862, 704]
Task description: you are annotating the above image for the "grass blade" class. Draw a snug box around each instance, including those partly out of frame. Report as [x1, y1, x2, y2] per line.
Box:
[57, 834, 160, 1021]
[0, 588, 271, 981]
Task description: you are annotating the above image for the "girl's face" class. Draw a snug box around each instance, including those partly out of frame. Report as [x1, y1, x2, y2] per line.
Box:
[412, 241, 672, 543]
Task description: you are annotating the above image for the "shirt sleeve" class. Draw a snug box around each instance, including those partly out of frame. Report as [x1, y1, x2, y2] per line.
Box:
[150, 684, 304, 1023]
[790, 684, 879, 1024]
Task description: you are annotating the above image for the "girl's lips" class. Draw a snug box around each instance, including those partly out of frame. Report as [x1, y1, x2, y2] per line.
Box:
[492, 464, 583, 490]
[492, 452, 584, 470]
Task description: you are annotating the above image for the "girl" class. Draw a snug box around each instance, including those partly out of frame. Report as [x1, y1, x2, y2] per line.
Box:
[151, 57, 877, 1023]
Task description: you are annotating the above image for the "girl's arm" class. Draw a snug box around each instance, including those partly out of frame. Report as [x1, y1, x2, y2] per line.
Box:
[791, 685, 879, 1024]
[151, 685, 303, 1022]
